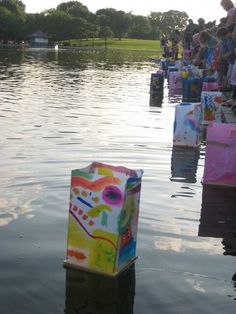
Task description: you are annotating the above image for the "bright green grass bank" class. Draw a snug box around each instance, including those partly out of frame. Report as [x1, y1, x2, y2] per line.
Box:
[62, 38, 162, 54]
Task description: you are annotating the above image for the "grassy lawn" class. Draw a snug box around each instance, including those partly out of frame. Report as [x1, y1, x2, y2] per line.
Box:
[62, 38, 162, 54]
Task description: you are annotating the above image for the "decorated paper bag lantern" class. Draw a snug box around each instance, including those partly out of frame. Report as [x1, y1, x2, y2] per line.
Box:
[160, 59, 168, 71]
[173, 102, 202, 147]
[150, 71, 164, 94]
[168, 87, 182, 101]
[167, 66, 178, 82]
[201, 91, 222, 124]
[64, 162, 143, 276]
[169, 71, 182, 90]
[202, 123, 236, 187]
[202, 82, 219, 91]
[182, 77, 201, 102]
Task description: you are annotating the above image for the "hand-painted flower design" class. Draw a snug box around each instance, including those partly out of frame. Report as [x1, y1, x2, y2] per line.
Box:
[102, 185, 123, 206]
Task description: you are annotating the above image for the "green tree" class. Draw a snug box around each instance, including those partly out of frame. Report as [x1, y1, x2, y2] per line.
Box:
[0, 1, 25, 41]
[0, 7, 12, 41]
[25, 13, 45, 35]
[128, 15, 152, 39]
[149, 10, 188, 39]
[70, 17, 91, 43]
[55, 1, 98, 41]
[100, 26, 113, 49]
[34, 9, 74, 41]
[57, 1, 93, 21]
[85, 23, 100, 47]
[163, 10, 188, 34]
[96, 8, 132, 39]
[96, 8, 116, 28]
[148, 12, 163, 39]
[0, 0, 25, 16]
[112, 10, 132, 39]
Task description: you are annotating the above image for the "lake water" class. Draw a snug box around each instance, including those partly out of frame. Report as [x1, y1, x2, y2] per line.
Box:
[0, 48, 236, 314]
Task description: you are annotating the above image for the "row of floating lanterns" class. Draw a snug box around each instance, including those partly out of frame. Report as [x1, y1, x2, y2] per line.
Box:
[61, 60, 236, 278]
[150, 60, 236, 188]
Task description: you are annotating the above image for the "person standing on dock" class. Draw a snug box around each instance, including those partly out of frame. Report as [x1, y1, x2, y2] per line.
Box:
[217, 26, 236, 90]
[220, 0, 236, 27]
[171, 30, 181, 60]
[183, 19, 198, 49]
[197, 18, 206, 32]
[160, 34, 167, 54]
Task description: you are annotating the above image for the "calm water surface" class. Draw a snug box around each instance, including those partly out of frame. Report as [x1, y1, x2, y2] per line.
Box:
[0, 48, 236, 314]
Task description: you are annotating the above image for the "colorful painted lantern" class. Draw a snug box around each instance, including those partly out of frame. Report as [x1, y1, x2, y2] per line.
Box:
[182, 77, 201, 102]
[169, 71, 182, 90]
[150, 71, 164, 94]
[173, 102, 202, 147]
[202, 82, 219, 91]
[201, 91, 222, 124]
[64, 162, 143, 276]
[202, 123, 236, 187]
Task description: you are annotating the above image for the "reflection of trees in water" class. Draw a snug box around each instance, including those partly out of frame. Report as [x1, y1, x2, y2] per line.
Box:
[0, 49, 151, 95]
[0, 49, 26, 85]
[0, 49, 25, 67]
[55, 50, 150, 70]
[64, 264, 135, 314]
[0, 48, 150, 73]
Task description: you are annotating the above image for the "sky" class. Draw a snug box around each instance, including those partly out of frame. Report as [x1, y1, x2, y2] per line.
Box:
[23, 0, 227, 23]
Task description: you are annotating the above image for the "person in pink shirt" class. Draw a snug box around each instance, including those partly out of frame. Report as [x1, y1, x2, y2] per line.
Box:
[220, 0, 236, 26]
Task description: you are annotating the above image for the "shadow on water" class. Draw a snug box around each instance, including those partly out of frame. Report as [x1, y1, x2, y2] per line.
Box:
[198, 185, 236, 296]
[170, 146, 200, 183]
[64, 265, 135, 314]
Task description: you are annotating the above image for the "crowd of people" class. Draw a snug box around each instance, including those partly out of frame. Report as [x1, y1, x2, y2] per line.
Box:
[161, 0, 236, 108]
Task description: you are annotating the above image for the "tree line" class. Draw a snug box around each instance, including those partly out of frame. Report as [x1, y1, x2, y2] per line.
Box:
[0, 0, 189, 43]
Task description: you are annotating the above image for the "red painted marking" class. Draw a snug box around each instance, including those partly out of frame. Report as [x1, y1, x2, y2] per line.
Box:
[67, 249, 87, 260]
[78, 209, 83, 215]
[121, 226, 132, 248]
[88, 220, 95, 226]
[82, 214, 88, 220]
[72, 206, 78, 212]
